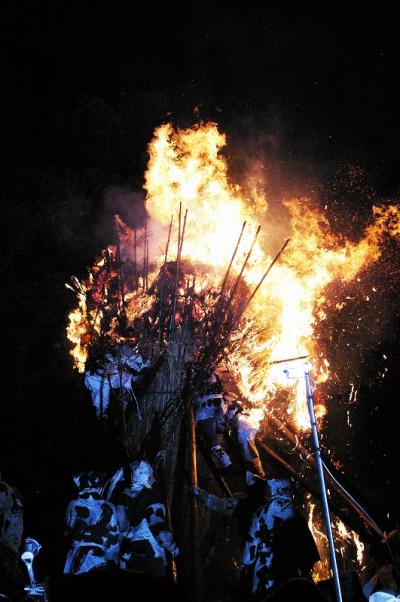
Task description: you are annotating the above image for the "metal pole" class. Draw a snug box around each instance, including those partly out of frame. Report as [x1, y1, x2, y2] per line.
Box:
[266, 411, 383, 539]
[305, 370, 343, 602]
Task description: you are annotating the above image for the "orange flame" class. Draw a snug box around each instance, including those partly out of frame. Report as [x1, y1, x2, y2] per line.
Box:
[307, 502, 365, 582]
[67, 122, 400, 432]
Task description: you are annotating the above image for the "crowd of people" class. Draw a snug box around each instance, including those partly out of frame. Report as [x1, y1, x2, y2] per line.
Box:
[1, 364, 399, 602]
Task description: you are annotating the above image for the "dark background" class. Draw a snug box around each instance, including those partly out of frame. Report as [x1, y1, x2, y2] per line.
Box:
[1, 0, 399, 544]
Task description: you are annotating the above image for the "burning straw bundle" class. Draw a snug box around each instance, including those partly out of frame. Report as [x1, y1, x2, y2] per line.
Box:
[67, 208, 288, 485]
[65, 205, 294, 601]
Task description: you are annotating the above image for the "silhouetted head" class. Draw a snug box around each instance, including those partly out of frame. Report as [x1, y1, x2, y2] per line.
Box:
[263, 577, 328, 601]
[73, 471, 106, 495]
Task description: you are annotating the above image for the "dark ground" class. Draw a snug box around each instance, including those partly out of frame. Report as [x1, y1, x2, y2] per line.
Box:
[1, 0, 400, 590]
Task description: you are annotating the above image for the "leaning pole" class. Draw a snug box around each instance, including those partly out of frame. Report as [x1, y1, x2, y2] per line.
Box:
[188, 403, 202, 602]
[305, 369, 343, 602]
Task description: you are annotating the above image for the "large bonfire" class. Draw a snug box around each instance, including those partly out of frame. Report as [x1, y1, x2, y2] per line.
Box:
[67, 121, 399, 430]
[66, 122, 399, 582]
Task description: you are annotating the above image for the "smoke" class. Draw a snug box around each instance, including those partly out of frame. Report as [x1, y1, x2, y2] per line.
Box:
[114, 212, 170, 268]
[99, 185, 177, 271]
[102, 186, 145, 230]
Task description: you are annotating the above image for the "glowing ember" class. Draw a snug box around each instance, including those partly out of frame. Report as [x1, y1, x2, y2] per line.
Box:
[307, 501, 331, 581]
[352, 531, 365, 565]
[67, 122, 400, 432]
[66, 288, 102, 373]
[306, 502, 365, 582]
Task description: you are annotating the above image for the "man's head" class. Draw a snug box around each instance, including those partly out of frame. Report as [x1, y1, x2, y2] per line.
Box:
[73, 471, 106, 495]
[267, 478, 293, 501]
[130, 460, 154, 491]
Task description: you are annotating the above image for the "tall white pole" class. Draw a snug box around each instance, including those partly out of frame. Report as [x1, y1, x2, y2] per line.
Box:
[305, 370, 343, 602]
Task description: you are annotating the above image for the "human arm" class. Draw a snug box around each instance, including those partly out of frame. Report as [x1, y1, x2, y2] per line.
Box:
[193, 487, 238, 517]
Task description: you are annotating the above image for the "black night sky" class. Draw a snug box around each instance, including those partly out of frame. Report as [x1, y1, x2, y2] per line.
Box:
[1, 0, 400, 566]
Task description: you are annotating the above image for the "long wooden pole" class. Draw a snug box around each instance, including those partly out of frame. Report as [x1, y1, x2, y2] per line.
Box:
[143, 206, 147, 290]
[266, 412, 384, 538]
[256, 437, 377, 544]
[164, 215, 174, 266]
[170, 206, 188, 336]
[240, 238, 290, 315]
[188, 404, 202, 602]
[219, 221, 247, 295]
[134, 227, 137, 289]
[256, 438, 321, 498]
[226, 225, 261, 308]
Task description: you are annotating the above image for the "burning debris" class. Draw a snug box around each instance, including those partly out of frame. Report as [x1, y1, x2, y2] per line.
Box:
[64, 121, 400, 599]
[67, 122, 400, 434]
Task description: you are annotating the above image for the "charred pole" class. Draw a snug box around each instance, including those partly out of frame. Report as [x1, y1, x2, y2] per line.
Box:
[219, 220, 247, 295]
[115, 239, 126, 314]
[188, 403, 201, 602]
[226, 224, 261, 308]
[256, 438, 375, 541]
[197, 224, 261, 372]
[146, 238, 150, 291]
[143, 204, 148, 290]
[266, 411, 384, 539]
[158, 216, 174, 345]
[170, 205, 188, 337]
[169, 203, 182, 336]
[164, 215, 174, 266]
[134, 227, 138, 289]
[240, 237, 290, 315]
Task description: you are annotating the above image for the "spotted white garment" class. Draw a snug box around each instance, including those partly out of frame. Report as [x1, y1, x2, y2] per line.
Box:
[117, 494, 178, 575]
[242, 483, 295, 594]
[193, 373, 225, 422]
[84, 371, 111, 417]
[106, 347, 150, 390]
[105, 462, 178, 577]
[369, 594, 400, 602]
[63, 474, 120, 576]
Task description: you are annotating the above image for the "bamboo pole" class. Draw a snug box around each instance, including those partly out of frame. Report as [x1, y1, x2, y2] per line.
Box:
[149, 415, 178, 584]
[197, 225, 260, 373]
[265, 412, 384, 539]
[256, 437, 376, 543]
[157, 217, 174, 346]
[219, 221, 247, 295]
[180, 209, 188, 257]
[164, 215, 174, 266]
[116, 240, 126, 313]
[240, 238, 290, 315]
[143, 205, 148, 290]
[226, 225, 261, 307]
[170, 206, 188, 337]
[134, 227, 137, 289]
[256, 438, 321, 498]
[169, 203, 182, 336]
[146, 238, 150, 291]
[188, 404, 202, 602]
